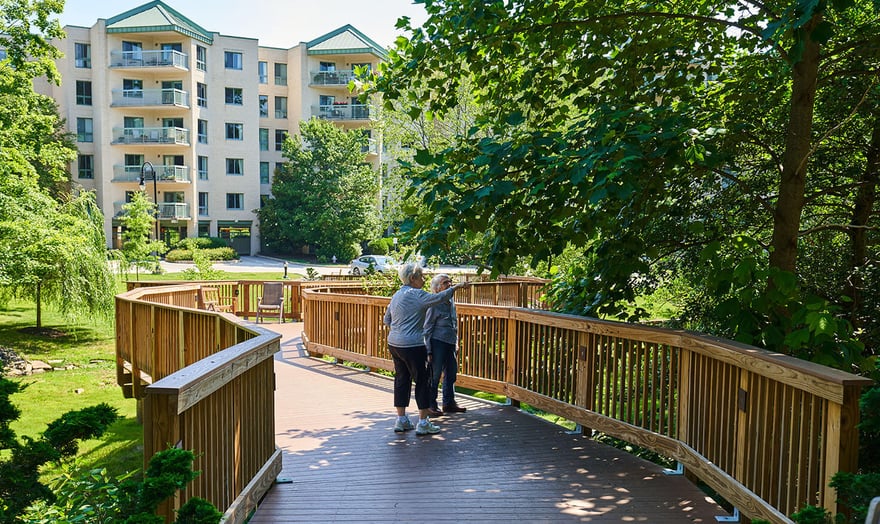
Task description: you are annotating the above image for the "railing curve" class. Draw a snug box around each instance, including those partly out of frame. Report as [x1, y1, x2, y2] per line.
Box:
[299, 285, 873, 524]
[115, 284, 281, 523]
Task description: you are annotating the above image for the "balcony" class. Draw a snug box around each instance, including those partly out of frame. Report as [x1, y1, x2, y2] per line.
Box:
[109, 49, 189, 70]
[111, 88, 190, 108]
[315, 104, 370, 121]
[112, 164, 191, 183]
[310, 70, 356, 86]
[112, 201, 190, 219]
[157, 202, 190, 220]
[113, 126, 190, 146]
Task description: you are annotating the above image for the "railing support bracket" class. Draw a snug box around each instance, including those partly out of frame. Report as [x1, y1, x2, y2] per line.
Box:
[663, 462, 684, 476]
[715, 508, 739, 522]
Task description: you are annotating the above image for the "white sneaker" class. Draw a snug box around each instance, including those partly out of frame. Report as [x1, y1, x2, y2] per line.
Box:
[393, 417, 414, 432]
[416, 418, 440, 435]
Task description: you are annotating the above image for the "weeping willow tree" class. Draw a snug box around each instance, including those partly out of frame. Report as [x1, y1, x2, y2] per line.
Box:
[0, 188, 115, 328]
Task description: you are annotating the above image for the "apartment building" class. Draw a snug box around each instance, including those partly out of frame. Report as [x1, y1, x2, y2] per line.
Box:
[38, 0, 387, 255]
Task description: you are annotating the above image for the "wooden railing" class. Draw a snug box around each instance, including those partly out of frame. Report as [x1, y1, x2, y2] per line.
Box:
[301, 286, 873, 524]
[116, 284, 282, 523]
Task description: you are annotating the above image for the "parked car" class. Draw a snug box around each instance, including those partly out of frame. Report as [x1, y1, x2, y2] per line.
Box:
[349, 255, 398, 275]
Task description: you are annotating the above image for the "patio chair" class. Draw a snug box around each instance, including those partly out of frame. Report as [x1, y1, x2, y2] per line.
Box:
[257, 282, 284, 323]
[198, 286, 235, 313]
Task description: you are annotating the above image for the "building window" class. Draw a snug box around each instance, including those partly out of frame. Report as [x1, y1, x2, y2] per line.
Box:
[198, 119, 208, 144]
[224, 51, 242, 70]
[275, 129, 286, 151]
[198, 192, 209, 216]
[259, 128, 269, 151]
[319, 61, 336, 72]
[76, 118, 93, 142]
[198, 155, 208, 180]
[75, 80, 92, 105]
[274, 96, 287, 119]
[260, 162, 270, 184]
[274, 63, 287, 86]
[226, 158, 243, 176]
[196, 82, 207, 107]
[225, 87, 243, 105]
[226, 193, 244, 210]
[77, 155, 94, 179]
[195, 45, 207, 71]
[123, 78, 143, 98]
[258, 61, 268, 84]
[259, 95, 268, 118]
[225, 123, 244, 140]
[74, 43, 91, 68]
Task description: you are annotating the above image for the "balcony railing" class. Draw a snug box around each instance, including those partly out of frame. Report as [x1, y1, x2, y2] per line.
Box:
[315, 104, 370, 121]
[310, 70, 356, 86]
[157, 202, 190, 220]
[113, 165, 191, 183]
[109, 49, 189, 69]
[111, 88, 190, 108]
[113, 126, 190, 146]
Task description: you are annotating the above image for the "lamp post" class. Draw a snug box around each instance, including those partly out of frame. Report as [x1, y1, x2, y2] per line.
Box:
[138, 161, 159, 270]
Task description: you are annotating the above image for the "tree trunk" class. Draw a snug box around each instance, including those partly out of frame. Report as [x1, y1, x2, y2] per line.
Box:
[847, 117, 880, 327]
[768, 14, 823, 275]
[35, 281, 42, 329]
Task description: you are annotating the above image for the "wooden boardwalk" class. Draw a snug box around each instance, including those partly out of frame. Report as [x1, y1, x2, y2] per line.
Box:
[249, 322, 730, 523]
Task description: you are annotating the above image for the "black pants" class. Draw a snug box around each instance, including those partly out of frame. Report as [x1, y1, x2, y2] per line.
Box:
[388, 344, 430, 409]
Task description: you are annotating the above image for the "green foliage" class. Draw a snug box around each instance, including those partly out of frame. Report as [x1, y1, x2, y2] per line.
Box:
[858, 387, 880, 471]
[165, 247, 237, 263]
[304, 268, 320, 281]
[120, 192, 167, 276]
[258, 119, 379, 261]
[172, 237, 228, 250]
[829, 471, 880, 523]
[366, 237, 393, 255]
[790, 505, 831, 524]
[0, 372, 119, 523]
[23, 449, 220, 524]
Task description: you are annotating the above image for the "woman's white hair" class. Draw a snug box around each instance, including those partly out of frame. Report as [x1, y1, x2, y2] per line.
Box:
[430, 273, 451, 292]
[398, 262, 423, 287]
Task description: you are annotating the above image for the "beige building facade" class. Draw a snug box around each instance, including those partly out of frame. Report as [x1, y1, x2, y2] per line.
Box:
[38, 0, 386, 255]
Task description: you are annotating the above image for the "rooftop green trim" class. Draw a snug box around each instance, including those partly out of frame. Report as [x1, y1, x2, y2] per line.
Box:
[306, 24, 388, 60]
[106, 0, 214, 44]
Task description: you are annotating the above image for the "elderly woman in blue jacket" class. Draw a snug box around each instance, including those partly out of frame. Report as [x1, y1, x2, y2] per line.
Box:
[384, 263, 468, 435]
[424, 273, 467, 415]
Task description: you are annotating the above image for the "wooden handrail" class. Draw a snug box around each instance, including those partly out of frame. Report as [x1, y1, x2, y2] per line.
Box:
[300, 286, 873, 524]
[116, 284, 281, 523]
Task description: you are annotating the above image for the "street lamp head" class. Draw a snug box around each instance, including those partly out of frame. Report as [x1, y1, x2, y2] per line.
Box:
[138, 176, 146, 191]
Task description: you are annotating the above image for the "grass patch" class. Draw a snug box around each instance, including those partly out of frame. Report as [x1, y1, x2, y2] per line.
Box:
[0, 297, 141, 480]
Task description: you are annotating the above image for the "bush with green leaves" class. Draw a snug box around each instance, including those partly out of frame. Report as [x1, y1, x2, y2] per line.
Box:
[25, 448, 221, 524]
[0, 374, 119, 523]
[172, 237, 229, 250]
[165, 247, 238, 263]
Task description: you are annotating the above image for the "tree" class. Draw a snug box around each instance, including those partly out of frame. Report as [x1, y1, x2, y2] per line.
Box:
[120, 191, 167, 278]
[0, 0, 116, 327]
[373, 0, 880, 364]
[258, 118, 379, 262]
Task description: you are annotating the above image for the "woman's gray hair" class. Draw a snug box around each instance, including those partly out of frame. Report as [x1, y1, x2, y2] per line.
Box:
[430, 273, 451, 292]
[398, 262, 423, 287]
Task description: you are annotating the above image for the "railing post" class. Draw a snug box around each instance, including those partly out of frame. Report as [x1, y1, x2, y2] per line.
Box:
[823, 385, 863, 515]
[677, 350, 693, 468]
[504, 310, 519, 406]
[576, 331, 593, 435]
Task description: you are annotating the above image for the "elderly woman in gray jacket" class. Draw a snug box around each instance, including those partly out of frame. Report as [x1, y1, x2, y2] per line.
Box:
[384, 263, 468, 435]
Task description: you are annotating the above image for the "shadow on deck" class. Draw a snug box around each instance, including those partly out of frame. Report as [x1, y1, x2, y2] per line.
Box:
[249, 322, 730, 523]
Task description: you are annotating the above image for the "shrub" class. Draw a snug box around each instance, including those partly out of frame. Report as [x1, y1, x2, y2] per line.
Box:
[165, 247, 237, 262]
[366, 238, 393, 255]
[172, 237, 228, 250]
